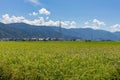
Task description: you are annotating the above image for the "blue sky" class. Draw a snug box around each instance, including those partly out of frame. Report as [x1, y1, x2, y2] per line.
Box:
[0, 0, 120, 31]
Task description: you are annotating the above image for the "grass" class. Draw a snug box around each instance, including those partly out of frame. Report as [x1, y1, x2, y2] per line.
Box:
[0, 41, 120, 80]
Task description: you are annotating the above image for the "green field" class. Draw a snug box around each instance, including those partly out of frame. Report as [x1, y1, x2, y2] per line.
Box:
[0, 42, 120, 80]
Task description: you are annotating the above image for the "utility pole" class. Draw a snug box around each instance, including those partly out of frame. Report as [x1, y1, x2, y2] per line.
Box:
[59, 21, 63, 40]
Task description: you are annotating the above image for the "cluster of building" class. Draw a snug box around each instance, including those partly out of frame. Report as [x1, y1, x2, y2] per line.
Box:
[0, 38, 63, 41]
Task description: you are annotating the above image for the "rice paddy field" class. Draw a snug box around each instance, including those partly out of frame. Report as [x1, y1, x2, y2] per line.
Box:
[0, 41, 120, 80]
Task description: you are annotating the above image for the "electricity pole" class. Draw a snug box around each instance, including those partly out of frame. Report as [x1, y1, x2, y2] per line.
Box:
[59, 21, 63, 40]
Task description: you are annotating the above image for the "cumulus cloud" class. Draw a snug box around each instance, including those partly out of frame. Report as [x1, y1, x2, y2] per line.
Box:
[110, 24, 120, 32]
[44, 20, 59, 26]
[29, 12, 38, 16]
[84, 19, 105, 29]
[27, 0, 40, 5]
[71, 21, 76, 28]
[39, 8, 50, 15]
[2, 14, 25, 24]
[28, 8, 50, 16]
[93, 19, 105, 26]
[1, 14, 76, 29]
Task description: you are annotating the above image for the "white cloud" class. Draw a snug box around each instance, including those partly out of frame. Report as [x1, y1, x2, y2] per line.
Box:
[70, 21, 76, 28]
[93, 19, 105, 26]
[39, 8, 50, 15]
[2, 14, 25, 24]
[83, 19, 105, 29]
[45, 20, 59, 26]
[1, 14, 76, 29]
[21, 17, 45, 26]
[27, 0, 40, 5]
[111, 24, 120, 32]
[29, 12, 38, 16]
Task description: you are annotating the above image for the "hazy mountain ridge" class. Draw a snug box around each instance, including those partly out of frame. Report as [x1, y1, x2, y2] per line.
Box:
[0, 22, 120, 41]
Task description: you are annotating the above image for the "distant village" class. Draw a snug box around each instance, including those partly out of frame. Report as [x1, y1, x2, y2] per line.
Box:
[0, 38, 113, 42]
[0, 38, 64, 41]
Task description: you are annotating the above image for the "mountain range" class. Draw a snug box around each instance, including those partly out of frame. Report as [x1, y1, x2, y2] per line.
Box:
[0, 22, 120, 41]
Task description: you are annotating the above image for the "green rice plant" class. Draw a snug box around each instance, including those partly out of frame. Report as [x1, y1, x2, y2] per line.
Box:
[0, 42, 120, 80]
